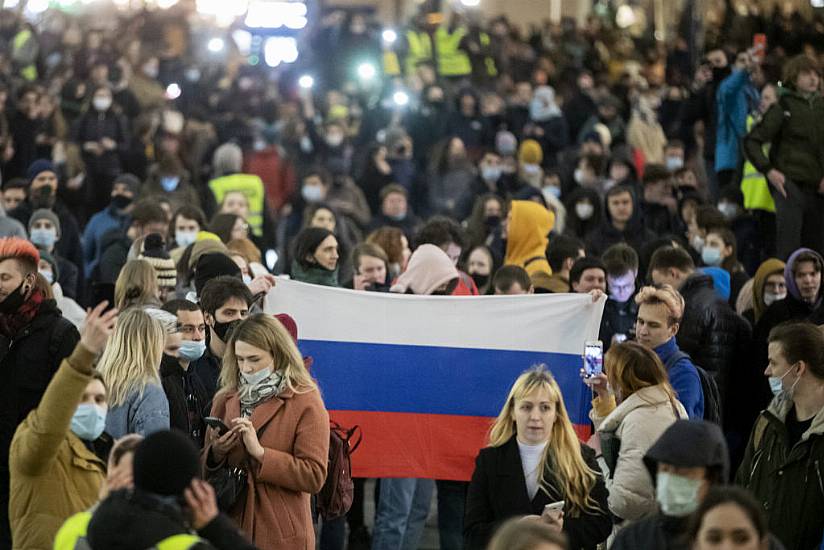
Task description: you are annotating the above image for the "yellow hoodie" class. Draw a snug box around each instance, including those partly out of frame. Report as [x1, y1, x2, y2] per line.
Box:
[504, 201, 555, 276]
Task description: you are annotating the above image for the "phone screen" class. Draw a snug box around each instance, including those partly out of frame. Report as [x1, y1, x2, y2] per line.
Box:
[584, 342, 604, 377]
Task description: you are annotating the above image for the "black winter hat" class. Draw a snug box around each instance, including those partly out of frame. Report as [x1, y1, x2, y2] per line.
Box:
[133, 431, 199, 497]
[643, 420, 730, 484]
[194, 252, 241, 296]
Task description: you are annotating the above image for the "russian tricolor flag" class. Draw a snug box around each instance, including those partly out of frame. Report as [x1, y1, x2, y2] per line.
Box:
[265, 279, 606, 481]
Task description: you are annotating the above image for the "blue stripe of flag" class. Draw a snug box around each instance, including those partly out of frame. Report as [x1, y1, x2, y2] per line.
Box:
[300, 340, 592, 425]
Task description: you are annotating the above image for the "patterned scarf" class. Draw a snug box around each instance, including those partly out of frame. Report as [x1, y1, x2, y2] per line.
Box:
[0, 287, 44, 338]
[239, 369, 286, 417]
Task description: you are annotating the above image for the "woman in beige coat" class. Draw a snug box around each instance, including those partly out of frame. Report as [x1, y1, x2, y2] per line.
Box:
[203, 313, 329, 550]
[589, 341, 686, 524]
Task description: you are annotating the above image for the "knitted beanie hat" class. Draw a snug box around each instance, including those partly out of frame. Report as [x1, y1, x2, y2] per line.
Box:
[139, 233, 177, 290]
[133, 431, 199, 497]
[29, 208, 62, 238]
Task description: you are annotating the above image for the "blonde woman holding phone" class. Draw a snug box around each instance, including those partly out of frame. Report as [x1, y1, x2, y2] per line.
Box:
[203, 313, 329, 550]
[464, 365, 612, 550]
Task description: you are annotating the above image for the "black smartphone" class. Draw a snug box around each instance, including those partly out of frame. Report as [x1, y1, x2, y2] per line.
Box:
[90, 283, 115, 312]
[204, 416, 230, 436]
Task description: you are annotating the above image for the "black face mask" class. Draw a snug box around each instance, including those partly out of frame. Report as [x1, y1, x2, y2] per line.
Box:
[212, 318, 241, 342]
[471, 273, 490, 289]
[31, 186, 56, 210]
[0, 280, 28, 314]
[484, 215, 501, 228]
[110, 194, 133, 210]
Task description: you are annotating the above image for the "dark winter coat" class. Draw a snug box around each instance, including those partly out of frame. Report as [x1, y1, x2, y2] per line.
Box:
[464, 436, 612, 550]
[159, 354, 210, 449]
[0, 299, 78, 545]
[86, 489, 257, 550]
[94, 228, 131, 285]
[744, 88, 824, 188]
[70, 109, 129, 179]
[675, 273, 751, 407]
[585, 189, 655, 257]
[9, 200, 84, 281]
[599, 298, 637, 352]
[736, 393, 824, 550]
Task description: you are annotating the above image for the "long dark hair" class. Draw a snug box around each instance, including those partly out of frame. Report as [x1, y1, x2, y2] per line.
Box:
[293, 227, 335, 270]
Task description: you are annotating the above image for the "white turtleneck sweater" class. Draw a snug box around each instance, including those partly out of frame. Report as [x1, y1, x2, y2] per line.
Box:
[517, 439, 547, 500]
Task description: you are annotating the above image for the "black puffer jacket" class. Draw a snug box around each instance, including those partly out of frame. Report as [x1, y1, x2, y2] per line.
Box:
[675, 273, 751, 404]
[0, 299, 78, 546]
[87, 489, 257, 550]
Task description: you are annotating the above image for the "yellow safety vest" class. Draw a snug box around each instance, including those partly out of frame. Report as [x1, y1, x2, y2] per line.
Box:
[405, 30, 433, 76]
[479, 33, 497, 77]
[12, 29, 37, 81]
[741, 115, 776, 213]
[54, 510, 203, 550]
[208, 173, 266, 237]
[435, 26, 472, 77]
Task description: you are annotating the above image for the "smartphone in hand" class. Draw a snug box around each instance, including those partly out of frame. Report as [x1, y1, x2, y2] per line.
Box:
[582, 341, 604, 379]
[204, 416, 230, 436]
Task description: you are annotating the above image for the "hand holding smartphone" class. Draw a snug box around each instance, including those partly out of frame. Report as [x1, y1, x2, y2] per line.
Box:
[204, 416, 230, 436]
[582, 341, 603, 378]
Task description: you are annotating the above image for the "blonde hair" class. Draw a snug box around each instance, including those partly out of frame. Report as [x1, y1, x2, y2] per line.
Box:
[605, 341, 678, 408]
[635, 284, 684, 325]
[114, 259, 160, 311]
[219, 313, 317, 395]
[489, 365, 599, 516]
[97, 308, 164, 407]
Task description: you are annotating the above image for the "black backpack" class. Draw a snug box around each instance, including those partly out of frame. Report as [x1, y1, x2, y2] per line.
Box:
[664, 351, 722, 424]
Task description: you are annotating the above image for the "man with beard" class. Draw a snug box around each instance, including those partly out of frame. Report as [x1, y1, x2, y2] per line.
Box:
[9, 160, 84, 275]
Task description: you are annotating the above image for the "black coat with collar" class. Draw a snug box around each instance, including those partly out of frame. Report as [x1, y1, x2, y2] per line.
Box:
[463, 436, 612, 550]
[159, 354, 211, 449]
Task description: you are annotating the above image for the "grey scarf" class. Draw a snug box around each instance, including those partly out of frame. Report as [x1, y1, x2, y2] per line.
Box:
[239, 370, 286, 417]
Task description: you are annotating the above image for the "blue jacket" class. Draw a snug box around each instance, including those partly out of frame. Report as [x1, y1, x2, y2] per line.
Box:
[81, 205, 130, 278]
[715, 69, 759, 172]
[104, 384, 170, 439]
[655, 338, 704, 419]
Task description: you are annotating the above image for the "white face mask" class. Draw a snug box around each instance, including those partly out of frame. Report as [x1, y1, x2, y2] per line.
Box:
[175, 230, 197, 249]
[574, 168, 585, 184]
[656, 472, 702, 517]
[93, 97, 112, 112]
[763, 291, 786, 307]
[690, 234, 705, 253]
[576, 202, 595, 220]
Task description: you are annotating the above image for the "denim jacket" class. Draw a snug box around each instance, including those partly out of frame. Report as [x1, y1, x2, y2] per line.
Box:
[104, 383, 170, 439]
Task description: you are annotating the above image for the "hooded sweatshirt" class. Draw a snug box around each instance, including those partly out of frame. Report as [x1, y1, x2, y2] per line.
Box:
[585, 186, 655, 257]
[751, 258, 786, 322]
[504, 201, 555, 277]
[611, 420, 730, 550]
[390, 244, 459, 295]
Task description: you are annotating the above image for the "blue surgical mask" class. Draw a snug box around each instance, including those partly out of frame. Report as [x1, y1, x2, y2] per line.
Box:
[39, 269, 54, 285]
[175, 230, 197, 249]
[656, 471, 702, 517]
[160, 176, 180, 192]
[301, 185, 324, 203]
[665, 156, 684, 171]
[701, 246, 723, 266]
[178, 339, 206, 362]
[769, 364, 798, 396]
[481, 166, 502, 183]
[71, 403, 107, 441]
[240, 366, 272, 386]
[242, 274, 253, 285]
[30, 228, 57, 249]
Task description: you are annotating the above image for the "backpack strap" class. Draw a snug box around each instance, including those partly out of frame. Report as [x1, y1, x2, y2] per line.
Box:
[663, 350, 691, 371]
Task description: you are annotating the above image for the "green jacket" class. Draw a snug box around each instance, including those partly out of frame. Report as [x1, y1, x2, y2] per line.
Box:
[735, 393, 824, 550]
[9, 344, 105, 550]
[743, 88, 824, 188]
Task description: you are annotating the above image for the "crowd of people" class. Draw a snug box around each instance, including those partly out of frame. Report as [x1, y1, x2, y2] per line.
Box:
[0, 0, 820, 549]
